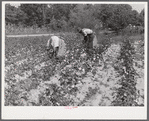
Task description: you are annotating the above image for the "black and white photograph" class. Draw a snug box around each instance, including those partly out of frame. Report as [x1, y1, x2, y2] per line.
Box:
[2, 1, 148, 120]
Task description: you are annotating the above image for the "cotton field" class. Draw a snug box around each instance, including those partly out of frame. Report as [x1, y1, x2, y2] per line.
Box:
[4, 33, 144, 106]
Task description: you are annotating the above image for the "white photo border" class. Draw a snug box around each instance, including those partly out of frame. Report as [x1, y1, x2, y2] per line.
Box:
[2, 1, 148, 120]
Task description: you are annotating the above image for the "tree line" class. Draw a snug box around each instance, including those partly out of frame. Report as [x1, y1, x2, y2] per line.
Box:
[5, 4, 144, 32]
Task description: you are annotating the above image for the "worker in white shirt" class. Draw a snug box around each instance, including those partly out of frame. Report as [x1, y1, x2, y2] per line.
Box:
[46, 35, 60, 58]
[78, 28, 94, 55]
[46, 35, 66, 59]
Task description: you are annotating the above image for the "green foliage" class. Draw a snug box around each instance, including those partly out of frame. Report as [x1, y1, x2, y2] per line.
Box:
[20, 4, 45, 26]
[129, 10, 140, 25]
[48, 17, 68, 31]
[5, 4, 144, 32]
[139, 9, 144, 26]
[69, 4, 101, 29]
[5, 4, 27, 25]
[98, 4, 135, 31]
[47, 4, 76, 21]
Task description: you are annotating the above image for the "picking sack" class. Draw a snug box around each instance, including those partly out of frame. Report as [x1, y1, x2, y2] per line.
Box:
[57, 39, 66, 57]
[93, 34, 99, 48]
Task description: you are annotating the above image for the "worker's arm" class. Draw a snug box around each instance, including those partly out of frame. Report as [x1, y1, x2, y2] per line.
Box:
[54, 47, 59, 57]
[46, 38, 52, 50]
[82, 30, 87, 36]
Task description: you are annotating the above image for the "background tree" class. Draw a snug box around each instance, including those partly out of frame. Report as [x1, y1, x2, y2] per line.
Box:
[5, 4, 144, 32]
[98, 4, 134, 32]
[5, 4, 27, 25]
[20, 4, 45, 27]
[46, 4, 76, 31]
[69, 4, 101, 29]
[128, 10, 140, 25]
[139, 9, 144, 26]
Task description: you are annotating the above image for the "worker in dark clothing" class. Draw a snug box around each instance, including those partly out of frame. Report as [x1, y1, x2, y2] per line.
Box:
[78, 28, 94, 55]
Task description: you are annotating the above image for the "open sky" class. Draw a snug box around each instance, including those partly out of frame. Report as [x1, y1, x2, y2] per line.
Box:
[10, 3, 145, 13]
[129, 4, 145, 13]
